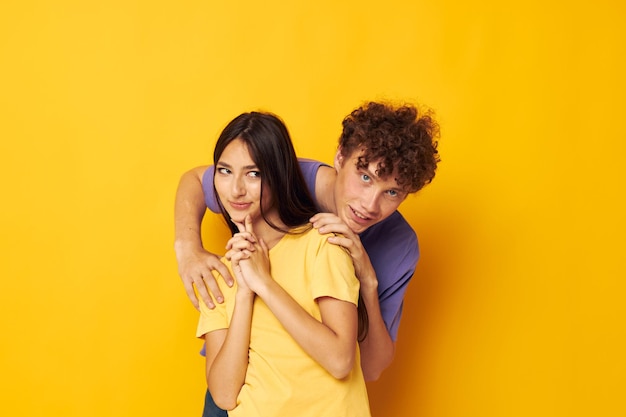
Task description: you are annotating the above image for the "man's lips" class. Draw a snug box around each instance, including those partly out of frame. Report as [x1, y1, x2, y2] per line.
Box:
[349, 206, 372, 224]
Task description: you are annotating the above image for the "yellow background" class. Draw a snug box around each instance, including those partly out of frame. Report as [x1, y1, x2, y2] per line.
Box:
[1, 1, 624, 416]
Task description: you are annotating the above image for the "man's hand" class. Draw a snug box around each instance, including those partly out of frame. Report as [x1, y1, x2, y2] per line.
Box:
[175, 243, 234, 310]
[309, 213, 377, 291]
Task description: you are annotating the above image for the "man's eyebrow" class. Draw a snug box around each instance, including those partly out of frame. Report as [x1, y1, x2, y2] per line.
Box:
[361, 165, 405, 192]
[361, 165, 378, 178]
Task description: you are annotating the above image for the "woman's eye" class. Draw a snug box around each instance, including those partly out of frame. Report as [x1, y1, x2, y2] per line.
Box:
[217, 167, 231, 175]
[248, 171, 261, 178]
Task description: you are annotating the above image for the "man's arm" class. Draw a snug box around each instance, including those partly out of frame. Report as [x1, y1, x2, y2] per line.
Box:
[310, 213, 396, 381]
[174, 166, 233, 309]
[351, 260, 396, 381]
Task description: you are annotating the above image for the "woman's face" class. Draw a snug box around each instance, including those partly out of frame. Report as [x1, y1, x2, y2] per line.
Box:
[214, 138, 272, 225]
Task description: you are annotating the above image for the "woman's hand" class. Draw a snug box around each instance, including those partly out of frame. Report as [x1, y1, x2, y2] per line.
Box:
[226, 215, 271, 295]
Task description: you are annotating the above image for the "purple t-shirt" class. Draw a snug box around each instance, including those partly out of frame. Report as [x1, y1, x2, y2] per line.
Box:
[201, 159, 419, 342]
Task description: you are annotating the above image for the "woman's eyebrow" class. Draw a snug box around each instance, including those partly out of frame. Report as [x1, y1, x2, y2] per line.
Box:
[217, 161, 258, 170]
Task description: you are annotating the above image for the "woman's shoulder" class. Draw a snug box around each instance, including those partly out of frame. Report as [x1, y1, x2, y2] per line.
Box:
[286, 225, 330, 247]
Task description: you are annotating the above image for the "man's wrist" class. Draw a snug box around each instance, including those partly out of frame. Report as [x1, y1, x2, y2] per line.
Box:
[174, 239, 205, 262]
[359, 275, 379, 294]
[174, 237, 203, 252]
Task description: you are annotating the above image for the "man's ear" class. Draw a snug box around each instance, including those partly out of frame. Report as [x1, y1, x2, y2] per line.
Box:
[334, 147, 344, 169]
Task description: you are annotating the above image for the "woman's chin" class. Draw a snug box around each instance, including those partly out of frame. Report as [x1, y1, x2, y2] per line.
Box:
[228, 215, 245, 225]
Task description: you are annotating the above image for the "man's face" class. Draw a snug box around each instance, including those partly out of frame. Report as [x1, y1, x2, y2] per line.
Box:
[333, 148, 408, 234]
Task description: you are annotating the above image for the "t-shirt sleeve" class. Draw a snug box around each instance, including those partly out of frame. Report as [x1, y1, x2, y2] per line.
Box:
[201, 165, 221, 213]
[196, 271, 229, 338]
[309, 234, 360, 305]
[376, 231, 419, 342]
[297, 158, 330, 204]
[361, 212, 420, 342]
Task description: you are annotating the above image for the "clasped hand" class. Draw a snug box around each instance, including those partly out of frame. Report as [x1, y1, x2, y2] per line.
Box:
[225, 215, 271, 295]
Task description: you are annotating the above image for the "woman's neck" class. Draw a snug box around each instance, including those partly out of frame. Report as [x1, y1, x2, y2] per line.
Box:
[251, 215, 287, 250]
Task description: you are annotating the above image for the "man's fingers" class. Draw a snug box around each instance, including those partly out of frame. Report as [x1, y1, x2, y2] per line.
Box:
[212, 261, 234, 287]
[310, 213, 355, 238]
[309, 212, 332, 224]
[202, 274, 224, 304]
[178, 249, 232, 309]
[327, 234, 353, 250]
[203, 254, 234, 290]
[192, 277, 215, 309]
[183, 281, 200, 310]
[310, 213, 346, 230]
[316, 221, 353, 238]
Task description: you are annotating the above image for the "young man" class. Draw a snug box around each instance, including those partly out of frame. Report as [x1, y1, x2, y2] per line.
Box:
[174, 101, 440, 414]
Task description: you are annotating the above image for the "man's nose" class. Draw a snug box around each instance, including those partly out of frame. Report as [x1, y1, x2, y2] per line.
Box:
[361, 189, 380, 214]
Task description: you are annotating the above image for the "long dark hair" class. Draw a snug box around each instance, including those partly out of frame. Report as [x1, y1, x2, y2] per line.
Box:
[212, 111, 317, 235]
[213, 111, 368, 342]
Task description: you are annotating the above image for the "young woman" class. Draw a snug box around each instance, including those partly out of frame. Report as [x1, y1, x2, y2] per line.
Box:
[196, 111, 371, 417]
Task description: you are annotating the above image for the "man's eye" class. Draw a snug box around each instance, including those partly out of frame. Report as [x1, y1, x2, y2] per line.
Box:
[361, 174, 371, 182]
[388, 190, 398, 197]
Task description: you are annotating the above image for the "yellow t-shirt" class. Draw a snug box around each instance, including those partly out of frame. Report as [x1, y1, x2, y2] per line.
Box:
[197, 227, 371, 417]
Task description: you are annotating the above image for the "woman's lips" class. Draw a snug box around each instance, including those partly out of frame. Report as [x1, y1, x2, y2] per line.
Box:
[228, 201, 251, 210]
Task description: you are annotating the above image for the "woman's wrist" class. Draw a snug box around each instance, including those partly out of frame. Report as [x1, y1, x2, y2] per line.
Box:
[236, 287, 255, 302]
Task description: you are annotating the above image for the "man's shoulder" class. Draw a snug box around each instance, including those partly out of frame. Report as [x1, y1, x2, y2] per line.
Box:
[360, 211, 418, 253]
[297, 158, 333, 210]
[297, 158, 331, 174]
[365, 211, 416, 239]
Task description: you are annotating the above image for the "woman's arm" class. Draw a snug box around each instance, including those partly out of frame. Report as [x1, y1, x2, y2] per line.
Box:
[204, 290, 255, 410]
[259, 284, 358, 379]
[310, 213, 395, 381]
[231, 217, 359, 379]
[174, 166, 233, 309]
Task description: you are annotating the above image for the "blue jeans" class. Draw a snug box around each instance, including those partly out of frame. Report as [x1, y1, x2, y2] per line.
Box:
[202, 389, 227, 417]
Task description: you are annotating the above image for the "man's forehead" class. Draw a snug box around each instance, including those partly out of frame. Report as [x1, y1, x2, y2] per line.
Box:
[348, 151, 404, 189]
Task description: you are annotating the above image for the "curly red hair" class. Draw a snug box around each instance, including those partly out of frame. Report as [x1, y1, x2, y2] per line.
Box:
[339, 101, 440, 193]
